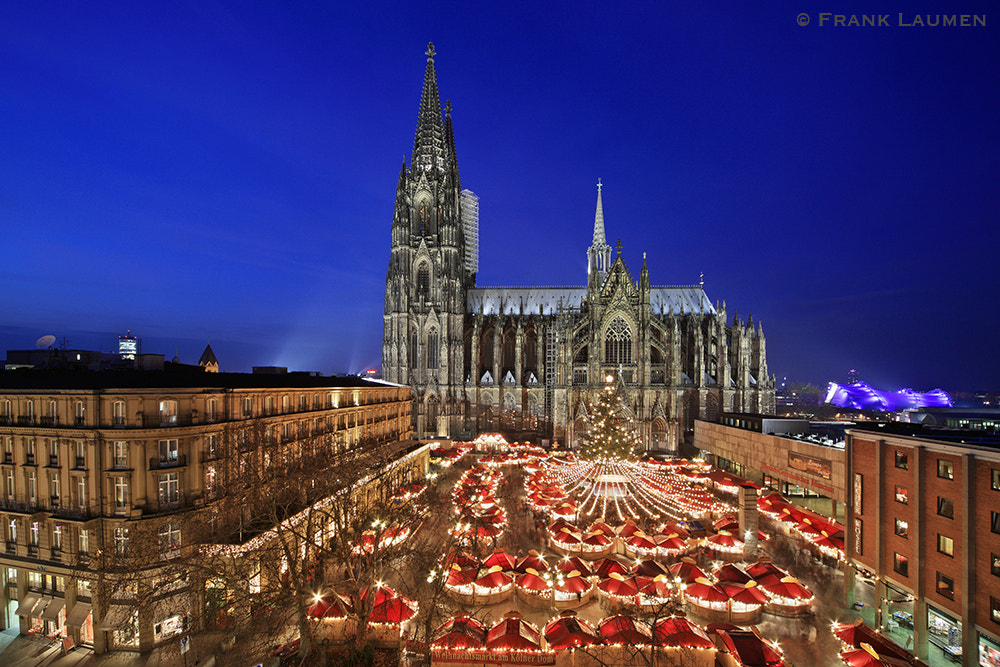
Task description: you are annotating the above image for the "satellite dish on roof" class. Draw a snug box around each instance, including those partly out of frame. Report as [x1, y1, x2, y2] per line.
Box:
[36, 335, 56, 349]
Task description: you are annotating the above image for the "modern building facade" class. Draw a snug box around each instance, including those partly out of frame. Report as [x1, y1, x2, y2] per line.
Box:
[845, 424, 1000, 666]
[383, 44, 774, 451]
[0, 368, 413, 653]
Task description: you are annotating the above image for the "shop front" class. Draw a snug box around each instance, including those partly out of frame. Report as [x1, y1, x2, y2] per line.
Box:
[926, 606, 961, 663]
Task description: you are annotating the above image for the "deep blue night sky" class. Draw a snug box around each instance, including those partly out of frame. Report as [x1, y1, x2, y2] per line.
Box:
[2, 2, 996, 391]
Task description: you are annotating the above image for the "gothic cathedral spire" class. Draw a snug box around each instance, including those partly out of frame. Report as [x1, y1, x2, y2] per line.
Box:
[412, 42, 446, 174]
[588, 179, 612, 287]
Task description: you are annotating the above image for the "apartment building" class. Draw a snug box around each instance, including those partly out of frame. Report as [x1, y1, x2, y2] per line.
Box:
[846, 423, 1000, 665]
[0, 367, 414, 653]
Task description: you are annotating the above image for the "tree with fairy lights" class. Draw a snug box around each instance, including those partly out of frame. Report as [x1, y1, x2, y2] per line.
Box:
[580, 373, 641, 461]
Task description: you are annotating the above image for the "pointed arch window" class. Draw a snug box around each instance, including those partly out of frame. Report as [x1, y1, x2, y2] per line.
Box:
[409, 328, 419, 370]
[427, 329, 439, 369]
[416, 265, 430, 301]
[604, 317, 633, 365]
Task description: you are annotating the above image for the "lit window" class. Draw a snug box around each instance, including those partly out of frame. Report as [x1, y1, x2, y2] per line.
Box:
[993, 512, 1000, 535]
[894, 485, 908, 504]
[894, 451, 908, 469]
[992, 553, 1000, 577]
[938, 534, 954, 557]
[936, 572, 954, 599]
[992, 597, 1000, 625]
[113, 478, 128, 514]
[158, 521, 181, 558]
[158, 440, 178, 465]
[937, 497, 954, 519]
[158, 473, 179, 507]
[993, 469, 1000, 491]
[114, 527, 129, 558]
[893, 553, 908, 577]
[113, 442, 128, 469]
[159, 400, 178, 426]
[937, 459, 954, 480]
[894, 519, 908, 538]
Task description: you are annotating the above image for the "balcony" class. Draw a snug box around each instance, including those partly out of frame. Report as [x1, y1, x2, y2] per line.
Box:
[39, 416, 55, 427]
[5, 540, 15, 554]
[48, 455, 59, 467]
[24, 453, 36, 466]
[74, 456, 86, 470]
[0, 416, 9, 426]
[50, 548, 62, 562]
[2, 453, 12, 465]
[75, 416, 86, 426]
[113, 416, 126, 428]
[27, 544, 38, 558]
[149, 454, 187, 470]
[51, 504, 99, 521]
[16, 416, 34, 426]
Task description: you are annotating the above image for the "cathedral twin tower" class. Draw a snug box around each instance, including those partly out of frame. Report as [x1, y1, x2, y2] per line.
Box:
[383, 44, 773, 452]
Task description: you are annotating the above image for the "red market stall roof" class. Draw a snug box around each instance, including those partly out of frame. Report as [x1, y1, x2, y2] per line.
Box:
[485, 614, 542, 651]
[446, 566, 478, 587]
[634, 560, 669, 578]
[474, 569, 512, 590]
[595, 558, 629, 578]
[720, 581, 769, 606]
[515, 553, 549, 574]
[482, 551, 517, 571]
[668, 558, 707, 584]
[654, 617, 714, 648]
[714, 629, 785, 667]
[515, 572, 550, 592]
[760, 577, 812, 601]
[598, 615, 652, 645]
[715, 563, 752, 584]
[555, 575, 591, 594]
[598, 573, 639, 598]
[432, 616, 487, 649]
[832, 619, 916, 664]
[556, 557, 593, 577]
[307, 593, 353, 619]
[369, 595, 417, 624]
[685, 578, 729, 603]
[544, 614, 598, 650]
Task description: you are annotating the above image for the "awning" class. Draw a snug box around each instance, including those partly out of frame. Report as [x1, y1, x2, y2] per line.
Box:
[16, 593, 41, 617]
[65, 602, 92, 628]
[99, 605, 136, 631]
[41, 597, 65, 622]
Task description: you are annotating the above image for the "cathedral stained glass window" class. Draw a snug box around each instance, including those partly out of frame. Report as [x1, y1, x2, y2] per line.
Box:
[604, 316, 632, 365]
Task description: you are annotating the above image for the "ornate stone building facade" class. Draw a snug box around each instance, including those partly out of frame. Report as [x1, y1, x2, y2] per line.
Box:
[383, 44, 774, 452]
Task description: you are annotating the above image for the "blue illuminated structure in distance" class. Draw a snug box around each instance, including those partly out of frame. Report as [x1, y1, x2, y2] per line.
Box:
[824, 382, 953, 412]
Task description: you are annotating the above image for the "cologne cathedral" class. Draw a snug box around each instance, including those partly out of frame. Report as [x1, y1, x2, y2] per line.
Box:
[383, 45, 774, 452]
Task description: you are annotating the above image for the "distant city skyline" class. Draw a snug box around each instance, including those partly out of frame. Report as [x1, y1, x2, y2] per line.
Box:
[2, 3, 997, 390]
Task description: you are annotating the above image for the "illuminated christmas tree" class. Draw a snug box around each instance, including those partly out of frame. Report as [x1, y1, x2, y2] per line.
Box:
[580, 374, 640, 461]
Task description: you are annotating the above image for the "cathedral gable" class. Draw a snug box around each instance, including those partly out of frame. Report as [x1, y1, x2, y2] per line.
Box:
[599, 256, 638, 302]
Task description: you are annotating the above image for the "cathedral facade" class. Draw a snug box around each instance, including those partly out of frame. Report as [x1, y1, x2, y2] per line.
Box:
[383, 45, 774, 452]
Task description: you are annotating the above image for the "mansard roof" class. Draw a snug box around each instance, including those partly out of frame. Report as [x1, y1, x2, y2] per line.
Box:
[466, 285, 715, 316]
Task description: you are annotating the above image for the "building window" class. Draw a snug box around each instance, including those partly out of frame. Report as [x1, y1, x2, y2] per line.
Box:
[50, 472, 60, 505]
[604, 316, 633, 365]
[894, 451, 908, 469]
[205, 466, 216, 497]
[993, 511, 1000, 535]
[894, 485, 908, 504]
[52, 525, 63, 552]
[410, 330, 419, 369]
[159, 400, 178, 426]
[113, 442, 128, 469]
[4, 469, 13, 500]
[114, 527, 129, 558]
[427, 329, 439, 369]
[76, 441, 85, 468]
[206, 434, 218, 458]
[158, 521, 181, 558]
[158, 440, 178, 465]
[159, 473, 179, 507]
[48, 439, 58, 466]
[992, 553, 1000, 577]
[992, 597, 1000, 625]
[75, 402, 86, 425]
[29, 521, 39, 546]
[993, 469, 1000, 491]
[27, 470, 37, 504]
[416, 264, 430, 300]
[80, 529, 89, 559]
[937, 459, 954, 480]
[207, 398, 218, 421]
[113, 478, 128, 515]
[937, 572, 955, 599]
[299, 395, 307, 411]
[113, 400, 126, 426]
[75, 476, 86, 509]
[938, 534, 954, 557]
[894, 519, 908, 538]
[937, 497, 954, 519]
[242, 397, 253, 417]
[893, 553, 908, 577]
